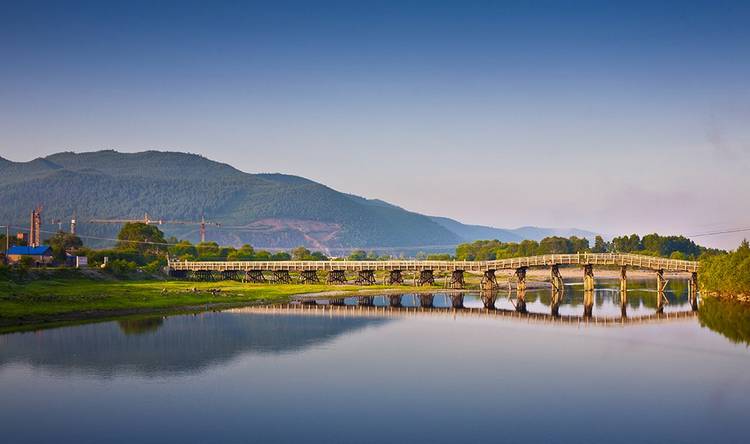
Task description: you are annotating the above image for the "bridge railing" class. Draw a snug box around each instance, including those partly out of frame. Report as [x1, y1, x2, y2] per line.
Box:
[168, 253, 698, 273]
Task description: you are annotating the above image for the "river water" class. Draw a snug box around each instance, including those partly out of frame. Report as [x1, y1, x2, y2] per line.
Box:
[1, 279, 749, 444]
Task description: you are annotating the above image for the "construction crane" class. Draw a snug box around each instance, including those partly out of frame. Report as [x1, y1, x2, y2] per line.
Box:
[163, 216, 221, 243]
[89, 213, 220, 243]
[89, 213, 164, 225]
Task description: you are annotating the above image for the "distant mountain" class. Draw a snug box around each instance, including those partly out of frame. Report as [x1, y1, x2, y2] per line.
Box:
[0, 150, 597, 252]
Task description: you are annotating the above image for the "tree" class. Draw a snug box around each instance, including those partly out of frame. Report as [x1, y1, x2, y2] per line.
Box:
[45, 231, 84, 261]
[292, 247, 312, 260]
[592, 235, 608, 253]
[116, 223, 166, 254]
[348, 250, 367, 261]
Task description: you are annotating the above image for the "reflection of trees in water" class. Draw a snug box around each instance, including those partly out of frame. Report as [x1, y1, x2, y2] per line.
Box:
[117, 317, 164, 335]
[0, 313, 391, 377]
[699, 298, 750, 346]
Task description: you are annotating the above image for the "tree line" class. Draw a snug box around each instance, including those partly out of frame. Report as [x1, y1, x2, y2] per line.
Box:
[453, 233, 719, 261]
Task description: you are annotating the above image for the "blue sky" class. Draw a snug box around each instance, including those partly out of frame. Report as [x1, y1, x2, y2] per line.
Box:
[1, 1, 749, 248]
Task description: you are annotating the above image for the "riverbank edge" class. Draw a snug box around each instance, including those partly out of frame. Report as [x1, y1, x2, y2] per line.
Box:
[0, 285, 452, 333]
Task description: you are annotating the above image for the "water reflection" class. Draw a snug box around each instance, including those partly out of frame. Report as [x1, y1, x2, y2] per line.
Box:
[308, 279, 698, 319]
[699, 298, 750, 346]
[0, 314, 390, 376]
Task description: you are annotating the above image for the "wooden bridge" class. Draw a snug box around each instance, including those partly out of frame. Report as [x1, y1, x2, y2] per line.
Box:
[168, 253, 697, 288]
[168, 253, 697, 273]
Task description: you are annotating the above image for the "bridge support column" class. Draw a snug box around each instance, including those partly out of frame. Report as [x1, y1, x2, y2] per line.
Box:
[245, 270, 266, 283]
[386, 270, 404, 285]
[583, 264, 594, 292]
[689, 272, 699, 311]
[330, 297, 346, 306]
[417, 270, 435, 286]
[448, 270, 465, 289]
[220, 270, 239, 281]
[388, 294, 402, 307]
[515, 288, 527, 313]
[515, 267, 527, 291]
[193, 270, 215, 281]
[480, 270, 498, 290]
[169, 269, 187, 279]
[656, 269, 667, 314]
[418, 294, 434, 308]
[272, 270, 292, 284]
[355, 270, 376, 285]
[449, 293, 464, 309]
[550, 265, 564, 293]
[619, 266, 628, 316]
[327, 270, 347, 285]
[299, 270, 319, 284]
[550, 288, 563, 317]
[480, 290, 496, 309]
[583, 289, 594, 318]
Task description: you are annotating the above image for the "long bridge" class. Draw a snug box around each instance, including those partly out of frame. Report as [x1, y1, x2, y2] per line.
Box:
[169, 253, 700, 315]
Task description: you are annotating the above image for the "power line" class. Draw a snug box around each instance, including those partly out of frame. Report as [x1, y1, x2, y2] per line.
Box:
[687, 227, 750, 237]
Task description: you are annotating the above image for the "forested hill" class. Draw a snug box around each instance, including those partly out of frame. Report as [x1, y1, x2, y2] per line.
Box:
[0, 150, 593, 251]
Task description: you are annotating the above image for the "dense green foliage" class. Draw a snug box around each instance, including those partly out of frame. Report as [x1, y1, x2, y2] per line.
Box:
[699, 240, 750, 297]
[609, 233, 714, 259]
[456, 236, 591, 260]
[456, 233, 718, 261]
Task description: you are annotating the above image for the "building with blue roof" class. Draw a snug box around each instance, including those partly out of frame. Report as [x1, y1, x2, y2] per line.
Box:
[6, 245, 54, 266]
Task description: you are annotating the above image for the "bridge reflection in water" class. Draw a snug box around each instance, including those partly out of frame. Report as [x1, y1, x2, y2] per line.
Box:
[232, 302, 698, 326]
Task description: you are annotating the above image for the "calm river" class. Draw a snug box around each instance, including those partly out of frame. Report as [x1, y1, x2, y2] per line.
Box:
[1, 280, 749, 443]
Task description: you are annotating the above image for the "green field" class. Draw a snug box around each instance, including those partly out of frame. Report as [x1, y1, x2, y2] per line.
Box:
[0, 276, 411, 329]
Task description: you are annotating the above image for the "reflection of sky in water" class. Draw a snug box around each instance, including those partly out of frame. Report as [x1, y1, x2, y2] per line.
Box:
[0, 287, 748, 444]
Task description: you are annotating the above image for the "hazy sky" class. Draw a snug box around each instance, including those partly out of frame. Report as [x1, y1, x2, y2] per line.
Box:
[1, 1, 749, 248]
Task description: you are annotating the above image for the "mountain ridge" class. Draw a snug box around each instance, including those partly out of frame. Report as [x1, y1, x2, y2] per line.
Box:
[0, 150, 597, 252]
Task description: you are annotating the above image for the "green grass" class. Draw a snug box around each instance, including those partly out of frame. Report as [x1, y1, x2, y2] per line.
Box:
[0, 278, 411, 326]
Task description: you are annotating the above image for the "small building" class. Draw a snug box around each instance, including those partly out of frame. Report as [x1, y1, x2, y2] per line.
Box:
[5, 246, 54, 266]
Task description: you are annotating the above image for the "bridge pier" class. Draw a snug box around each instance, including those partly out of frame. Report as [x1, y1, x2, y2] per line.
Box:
[355, 270, 376, 285]
[583, 264, 594, 292]
[480, 290, 496, 309]
[449, 293, 464, 309]
[192, 270, 215, 281]
[271, 270, 292, 284]
[480, 270, 498, 290]
[386, 270, 404, 285]
[417, 270, 435, 286]
[245, 270, 266, 283]
[418, 294, 434, 308]
[619, 265, 627, 293]
[656, 269, 667, 314]
[299, 270, 319, 284]
[448, 270, 465, 289]
[169, 269, 187, 279]
[327, 270, 347, 285]
[689, 272, 699, 311]
[550, 265, 564, 293]
[388, 294, 402, 307]
[583, 289, 594, 318]
[330, 297, 346, 306]
[515, 288, 527, 313]
[550, 288, 563, 317]
[220, 270, 239, 281]
[515, 267, 527, 291]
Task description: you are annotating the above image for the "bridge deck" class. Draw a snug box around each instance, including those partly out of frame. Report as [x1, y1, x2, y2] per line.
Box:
[169, 253, 698, 273]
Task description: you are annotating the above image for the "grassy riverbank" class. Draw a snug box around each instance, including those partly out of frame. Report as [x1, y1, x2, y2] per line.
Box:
[0, 273, 411, 329]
